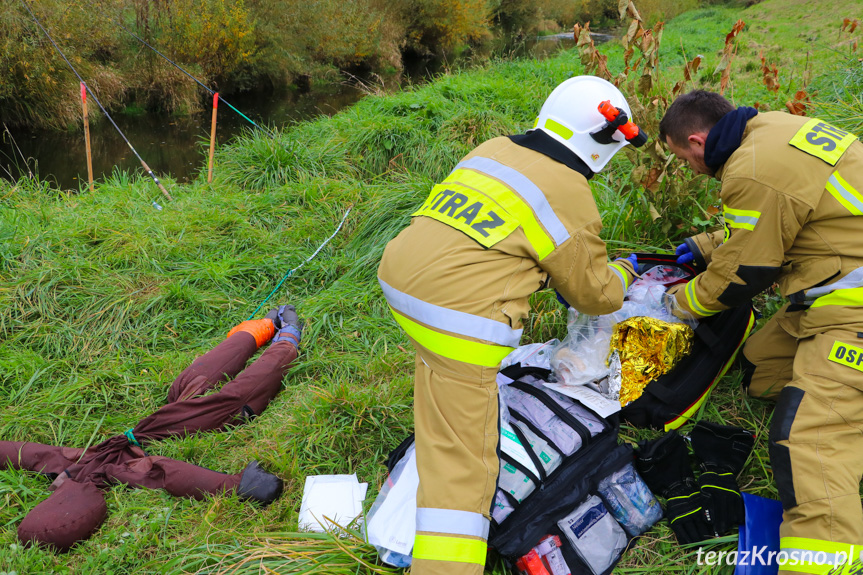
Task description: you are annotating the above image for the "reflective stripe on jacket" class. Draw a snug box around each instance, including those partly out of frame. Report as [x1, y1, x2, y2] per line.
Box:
[378, 137, 634, 347]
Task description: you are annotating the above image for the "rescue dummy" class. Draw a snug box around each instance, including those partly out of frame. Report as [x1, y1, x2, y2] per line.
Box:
[0, 305, 302, 552]
[661, 90, 863, 574]
[377, 76, 646, 575]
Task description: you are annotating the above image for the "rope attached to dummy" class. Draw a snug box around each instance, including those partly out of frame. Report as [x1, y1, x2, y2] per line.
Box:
[246, 206, 353, 320]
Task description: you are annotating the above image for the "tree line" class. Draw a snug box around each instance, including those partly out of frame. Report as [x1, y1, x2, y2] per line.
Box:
[0, 0, 704, 130]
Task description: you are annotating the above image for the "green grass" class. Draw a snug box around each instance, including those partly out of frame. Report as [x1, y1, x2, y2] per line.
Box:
[1, 0, 863, 573]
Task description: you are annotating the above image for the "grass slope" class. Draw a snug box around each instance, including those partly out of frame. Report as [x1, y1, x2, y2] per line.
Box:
[1, 0, 862, 573]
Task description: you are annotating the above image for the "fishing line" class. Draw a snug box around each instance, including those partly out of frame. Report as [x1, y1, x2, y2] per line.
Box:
[19, 0, 172, 200]
[247, 206, 353, 320]
[84, 0, 277, 139]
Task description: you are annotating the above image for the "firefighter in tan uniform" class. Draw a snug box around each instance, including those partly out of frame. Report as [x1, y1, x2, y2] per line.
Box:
[377, 76, 644, 574]
[661, 90, 863, 574]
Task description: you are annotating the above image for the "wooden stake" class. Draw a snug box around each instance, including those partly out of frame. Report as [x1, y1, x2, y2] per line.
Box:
[207, 92, 218, 183]
[81, 82, 94, 192]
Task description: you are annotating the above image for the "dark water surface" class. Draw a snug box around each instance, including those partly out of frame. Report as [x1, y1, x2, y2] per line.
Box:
[1, 85, 364, 190]
[2, 34, 582, 190]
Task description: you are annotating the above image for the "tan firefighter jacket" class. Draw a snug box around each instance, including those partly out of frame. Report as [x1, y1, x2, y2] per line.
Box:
[378, 136, 635, 366]
[673, 112, 863, 333]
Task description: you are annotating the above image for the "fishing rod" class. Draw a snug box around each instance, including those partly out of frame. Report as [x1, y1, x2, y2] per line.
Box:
[84, 0, 277, 139]
[19, 0, 173, 201]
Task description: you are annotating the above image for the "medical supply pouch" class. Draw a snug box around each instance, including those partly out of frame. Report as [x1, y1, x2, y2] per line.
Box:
[620, 253, 756, 431]
[490, 365, 659, 575]
[597, 462, 663, 537]
[558, 495, 628, 575]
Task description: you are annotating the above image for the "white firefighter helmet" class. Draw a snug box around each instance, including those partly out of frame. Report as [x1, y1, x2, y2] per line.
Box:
[531, 76, 640, 173]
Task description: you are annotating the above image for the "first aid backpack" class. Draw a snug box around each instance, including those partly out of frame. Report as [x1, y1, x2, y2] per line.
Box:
[374, 365, 663, 575]
[489, 365, 661, 575]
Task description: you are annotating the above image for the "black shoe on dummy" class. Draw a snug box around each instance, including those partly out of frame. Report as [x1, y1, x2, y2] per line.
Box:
[237, 461, 284, 506]
[271, 305, 303, 345]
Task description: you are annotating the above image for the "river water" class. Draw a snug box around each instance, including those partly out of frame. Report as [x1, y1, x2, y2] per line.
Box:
[1, 34, 583, 190]
[1, 84, 365, 191]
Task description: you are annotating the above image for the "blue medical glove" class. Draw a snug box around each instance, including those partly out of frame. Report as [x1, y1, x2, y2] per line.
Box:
[676, 243, 695, 265]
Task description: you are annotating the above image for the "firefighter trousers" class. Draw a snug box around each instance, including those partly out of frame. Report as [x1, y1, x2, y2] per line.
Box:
[405, 336, 500, 575]
[743, 306, 863, 574]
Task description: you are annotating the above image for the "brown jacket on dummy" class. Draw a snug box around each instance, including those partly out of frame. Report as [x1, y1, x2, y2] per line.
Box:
[1, 310, 300, 552]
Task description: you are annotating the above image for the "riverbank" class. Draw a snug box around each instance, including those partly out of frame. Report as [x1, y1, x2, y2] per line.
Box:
[1, 81, 365, 190]
[0, 0, 637, 133]
[0, 0, 720, 133]
[0, 33, 583, 190]
[1, 0, 862, 573]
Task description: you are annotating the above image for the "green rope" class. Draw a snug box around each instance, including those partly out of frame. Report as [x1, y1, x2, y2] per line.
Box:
[124, 428, 141, 447]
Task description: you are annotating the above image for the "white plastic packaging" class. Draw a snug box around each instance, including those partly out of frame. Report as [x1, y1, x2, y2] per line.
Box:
[492, 489, 515, 524]
[597, 462, 663, 537]
[557, 495, 628, 575]
[366, 446, 418, 566]
[549, 265, 698, 390]
[512, 421, 562, 476]
[499, 383, 603, 456]
[299, 474, 368, 533]
[500, 419, 542, 478]
[498, 460, 536, 503]
[535, 535, 571, 575]
[550, 308, 615, 387]
[500, 339, 560, 370]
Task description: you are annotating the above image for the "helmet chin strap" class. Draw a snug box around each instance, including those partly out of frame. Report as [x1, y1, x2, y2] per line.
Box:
[590, 101, 649, 147]
[509, 130, 595, 180]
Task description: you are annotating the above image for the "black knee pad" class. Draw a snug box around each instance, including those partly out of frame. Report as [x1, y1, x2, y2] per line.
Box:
[768, 386, 805, 510]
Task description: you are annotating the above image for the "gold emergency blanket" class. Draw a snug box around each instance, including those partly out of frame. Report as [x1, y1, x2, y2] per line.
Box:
[609, 316, 694, 406]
